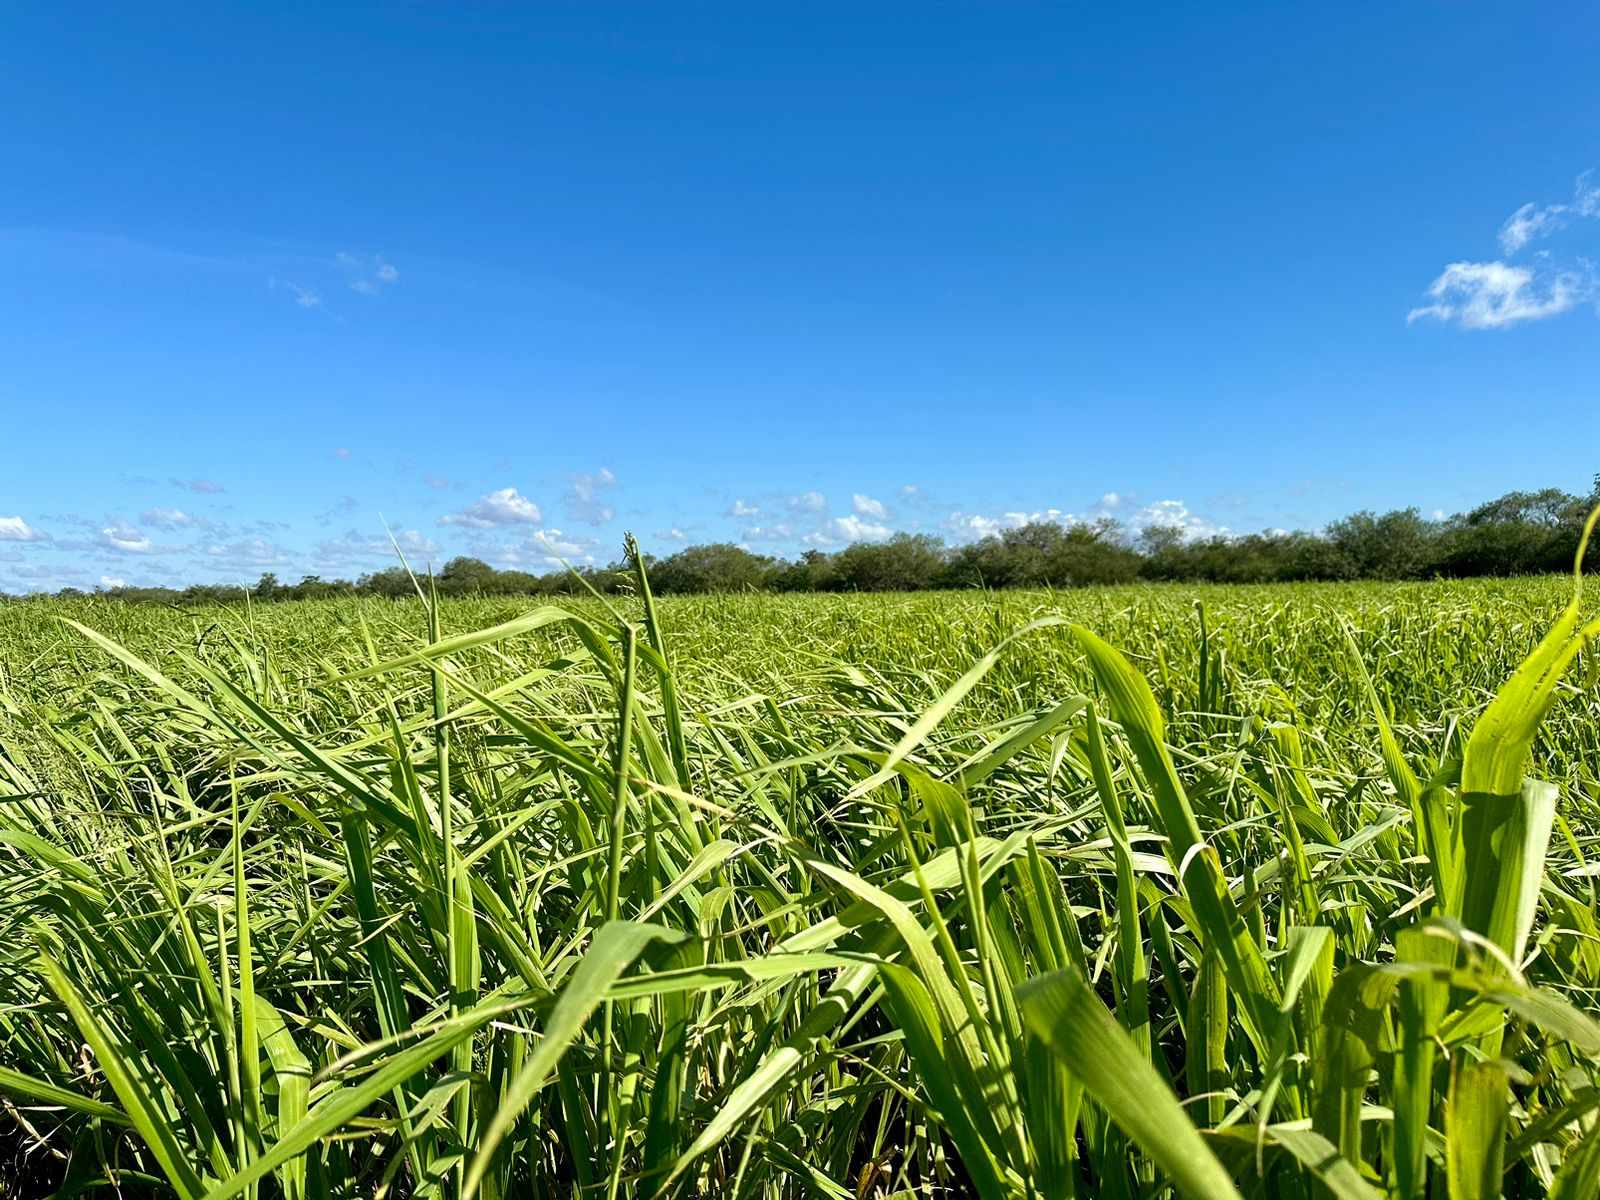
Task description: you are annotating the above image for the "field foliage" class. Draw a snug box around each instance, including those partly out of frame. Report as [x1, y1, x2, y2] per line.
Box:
[3, 556, 1600, 1198]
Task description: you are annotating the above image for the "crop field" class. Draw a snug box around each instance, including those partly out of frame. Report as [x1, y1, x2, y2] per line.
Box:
[3, 553, 1600, 1199]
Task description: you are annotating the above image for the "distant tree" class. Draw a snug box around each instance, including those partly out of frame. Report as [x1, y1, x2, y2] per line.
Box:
[649, 543, 775, 593]
[1326, 509, 1438, 579]
[770, 549, 838, 592]
[831, 534, 947, 591]
[1465, 488, 1583, 528]
[439, 556, 500, 595]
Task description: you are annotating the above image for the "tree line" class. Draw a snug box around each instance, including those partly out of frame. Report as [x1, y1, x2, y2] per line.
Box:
[13, 479, 1600, 604]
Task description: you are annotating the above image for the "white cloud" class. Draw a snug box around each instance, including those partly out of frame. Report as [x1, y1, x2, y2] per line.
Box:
[1408, 261, 1584, 330]
[852, 493, 889, 519]
[99, 576, 127, 589]
[0, 516, 42, 542]
[743, 523, 795, 542]
[141, 507, 192, 529]
[728, 499, 760, 518]
[100, 526, 153, 553]
[1577, 170, 1600, 217]
[1127, 499, 1227, 540]
[789, 490, 826, 513]
[566, 467, 618, 526]
[440, 487, 543, 528]
[1416, 169, 1600, 328]
[899, 484, 922, 498]
[945, 509, 1070, 541]
[494, 528, 596, 566]
[1099, 492, 1122, 509]
[1499, 202, 1567, 255]
[271, 278, 322, 309]
[313, 529, 438, 568]
[172, 477, 224, 494]
[203, 538, 291, 568]
[658, 527, 688, 541]
[829, 515, 892, 543]
[1495, 170, 1600, 254]
[339, 252, 399, 295]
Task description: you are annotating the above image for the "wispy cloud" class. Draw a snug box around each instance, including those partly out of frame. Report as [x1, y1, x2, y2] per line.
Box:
[439, 487, 543, 528]
[270, 278, 322, 309]
[0, 516, 44, 542]
[140, 507, 193, 529]
[338, 252, 400, 295]
[99, 525, 153, 553]
[313, 529, 437, 570]
[852, 493, 889, 520]
[202, 538, 293, 569]
[727, 499, 760, 518]
[172, 477, 225, 494]
[565, 467, 618, 526]
[1412, 169, 1598, 329]
[788, 491, 826, 513]
[1499, 203, 1567, 255]
[1408, 261, 1585, 330]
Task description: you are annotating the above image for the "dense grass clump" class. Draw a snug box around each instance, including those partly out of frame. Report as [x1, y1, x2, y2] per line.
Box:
[3, 549, 1600, 1198]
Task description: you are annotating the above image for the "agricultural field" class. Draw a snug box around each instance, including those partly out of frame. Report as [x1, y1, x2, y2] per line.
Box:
[2, 561, 1600, 1199]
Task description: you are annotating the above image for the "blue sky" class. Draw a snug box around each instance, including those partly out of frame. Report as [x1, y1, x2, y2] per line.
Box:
[2, 3, 1598, 591]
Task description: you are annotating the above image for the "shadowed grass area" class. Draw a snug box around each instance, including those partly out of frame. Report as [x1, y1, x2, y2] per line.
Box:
[2, 553, 1599, 1198]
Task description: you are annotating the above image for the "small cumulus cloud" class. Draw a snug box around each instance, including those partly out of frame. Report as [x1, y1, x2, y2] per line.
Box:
[742, 523, 795, 543]
[852, 493, 889, 520]
[1100, 492, 1122, 509]
[945, 509, 1070, 541]
[100, 525, 153, 553]
[788, 491, 826, 514]
[1127, 499, 1227, 540]
[141, 507, 192, 529]
[440, 487, 543, 528]
[489, 529, 598, 567]
[829, 515, 892, 543]
[728, 499, 760, 518]
[566, 467, 618, 526]
[658, 527, 688, 541]
[0, 516, 44, 542]
[203, 538, 293, 568]
[99, 576, 126, 590]
[313, 529, 437, 569]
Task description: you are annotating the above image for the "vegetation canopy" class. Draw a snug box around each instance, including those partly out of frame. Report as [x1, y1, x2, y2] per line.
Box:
[1, 521, 1600, 1198]
[10, 477, 1600, 605]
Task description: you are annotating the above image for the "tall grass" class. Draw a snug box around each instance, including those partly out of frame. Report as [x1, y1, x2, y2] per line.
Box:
[2, 547, 1600, 1197]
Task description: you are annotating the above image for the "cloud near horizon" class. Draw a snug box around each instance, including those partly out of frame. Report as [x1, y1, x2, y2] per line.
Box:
[439, 487, 543, 528]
